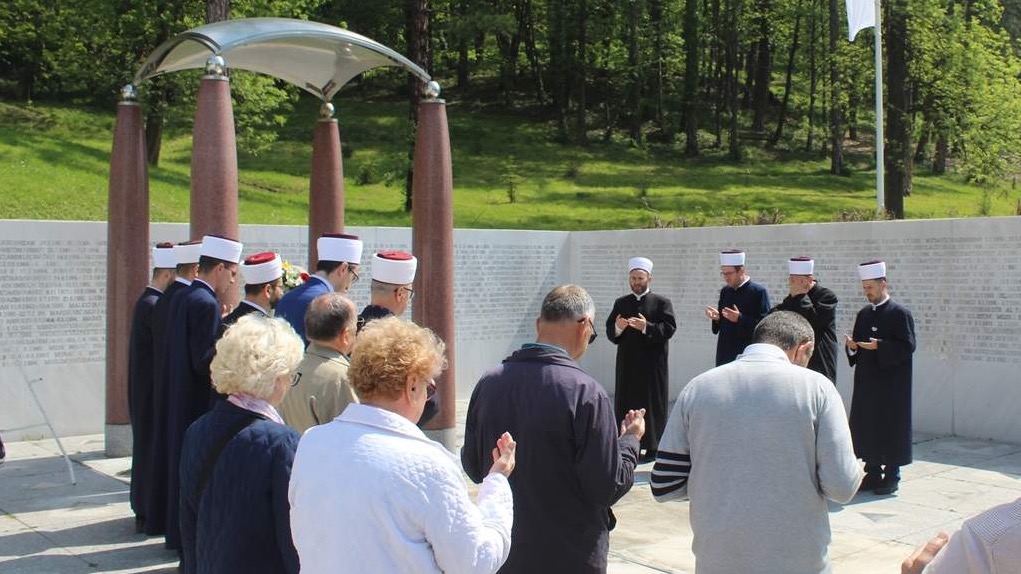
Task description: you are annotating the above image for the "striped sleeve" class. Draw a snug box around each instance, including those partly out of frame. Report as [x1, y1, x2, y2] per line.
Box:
[650, 450, 691, 502]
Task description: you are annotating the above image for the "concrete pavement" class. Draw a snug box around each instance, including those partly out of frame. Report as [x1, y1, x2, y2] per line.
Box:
[2, 420, 1019, 573]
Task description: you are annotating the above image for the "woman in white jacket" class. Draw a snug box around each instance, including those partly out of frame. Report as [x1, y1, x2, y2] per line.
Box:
[289, 317, 516, 573]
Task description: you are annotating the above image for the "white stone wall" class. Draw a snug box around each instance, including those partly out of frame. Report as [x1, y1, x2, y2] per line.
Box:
[1, 218, 1019, 444]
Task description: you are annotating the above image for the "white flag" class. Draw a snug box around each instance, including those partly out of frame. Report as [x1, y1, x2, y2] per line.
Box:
[846, 0, 876, 41]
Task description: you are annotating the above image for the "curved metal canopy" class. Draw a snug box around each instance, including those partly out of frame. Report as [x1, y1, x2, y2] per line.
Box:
[134, 18, 430, 101]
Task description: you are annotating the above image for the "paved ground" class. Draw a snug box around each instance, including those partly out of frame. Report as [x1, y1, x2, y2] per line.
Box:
[2, 415, 1020, 573]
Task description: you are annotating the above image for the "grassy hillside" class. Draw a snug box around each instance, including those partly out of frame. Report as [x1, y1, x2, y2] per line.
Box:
[1, 98, 1017, 230]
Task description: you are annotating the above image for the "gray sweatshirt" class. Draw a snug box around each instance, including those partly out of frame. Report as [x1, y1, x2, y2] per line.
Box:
[652, 343, 862, 574]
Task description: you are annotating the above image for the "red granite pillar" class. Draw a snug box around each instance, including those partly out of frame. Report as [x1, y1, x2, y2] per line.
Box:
[105, 85, 149, 456]
[308, 103, 346, 268]
[190, 56, 239, 307]
[411, 83, 456, 450]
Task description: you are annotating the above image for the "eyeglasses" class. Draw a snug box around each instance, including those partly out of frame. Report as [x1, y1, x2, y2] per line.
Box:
[720, 270, 737, 277]
[425, 377, 437, 399]
[399, 286, 415, 300]
[348, 266, 360, 284]
[578, 317, 598, 344]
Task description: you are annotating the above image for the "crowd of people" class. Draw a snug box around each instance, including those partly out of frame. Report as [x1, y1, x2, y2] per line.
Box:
[124, 236, 1015, 574]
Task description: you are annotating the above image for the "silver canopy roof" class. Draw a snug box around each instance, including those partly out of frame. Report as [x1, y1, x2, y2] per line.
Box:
[134, 18, 430, 101]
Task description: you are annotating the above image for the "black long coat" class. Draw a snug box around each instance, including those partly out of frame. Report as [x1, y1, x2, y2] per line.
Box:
[128, 286, 161, 522]
[711, 280, 771, 366]
[143, 278, 189, 536]
[773, 283, 839, 383]
[847, 299, 916, 466]
[163, 280, 223, 550]
[605, 292, 676, 454]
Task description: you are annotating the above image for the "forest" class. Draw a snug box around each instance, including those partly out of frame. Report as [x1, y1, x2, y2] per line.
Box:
[3, 0, 1021, 220]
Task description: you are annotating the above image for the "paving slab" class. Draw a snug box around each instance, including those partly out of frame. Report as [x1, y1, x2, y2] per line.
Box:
[2, 417, 1020, 573]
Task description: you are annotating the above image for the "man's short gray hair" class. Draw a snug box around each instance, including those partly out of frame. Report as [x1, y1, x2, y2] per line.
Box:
[752, 311, 815, 351]
[305, 292, 355, 342]
[540, 285, 595, 322]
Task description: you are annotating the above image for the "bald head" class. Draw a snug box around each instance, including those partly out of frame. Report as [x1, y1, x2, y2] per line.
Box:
[305, 293, 357, 343]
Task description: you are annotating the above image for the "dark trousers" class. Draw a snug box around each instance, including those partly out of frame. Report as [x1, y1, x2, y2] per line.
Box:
[864, 461, 900, 480]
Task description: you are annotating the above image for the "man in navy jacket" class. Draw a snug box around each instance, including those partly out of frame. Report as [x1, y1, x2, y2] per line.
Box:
[462, 285, 645, 573]
[276, 233, 362, 344]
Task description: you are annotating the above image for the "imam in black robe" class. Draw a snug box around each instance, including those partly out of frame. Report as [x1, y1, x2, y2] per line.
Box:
[711, 279, 771, 366]
[143, 277, 189, 536]
[162, 279, 223, 550]
[127, 285, 161, 526]
[605, 291, 676, 456]
[220, 300, 267, 336]
[847, 298, 916, 467]
[771, 282, 839, 383]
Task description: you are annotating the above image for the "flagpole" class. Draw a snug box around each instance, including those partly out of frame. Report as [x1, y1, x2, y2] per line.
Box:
[874, 0, 885, 212]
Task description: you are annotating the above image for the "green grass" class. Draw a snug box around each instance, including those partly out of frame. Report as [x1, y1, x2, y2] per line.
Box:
[1, 98, 1017, 229]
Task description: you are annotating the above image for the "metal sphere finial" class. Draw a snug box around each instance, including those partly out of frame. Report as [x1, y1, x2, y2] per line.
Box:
[425, 81, 441, 99]
[319, 102, 335, 119]
[205, 55, 227, 76]
[120, 84, 138, 102]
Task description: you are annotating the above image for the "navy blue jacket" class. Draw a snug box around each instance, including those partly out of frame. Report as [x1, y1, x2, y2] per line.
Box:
[179, 400, 300, 574]
[275, 276, 331, 344]
[461, 345, 640, 573]
[711, 279, 771, 366]
[163, 279, 222, 550]
[128, 286, 161, 521]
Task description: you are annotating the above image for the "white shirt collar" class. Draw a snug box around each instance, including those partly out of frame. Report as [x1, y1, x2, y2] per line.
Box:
[737, 343, 791, 363]
[175, 277, 192, 286]
[193, 277, 214, 292]
[737, 276, 751, 289]
[633, 287, 650, 301]
[871, 295, 890, 310]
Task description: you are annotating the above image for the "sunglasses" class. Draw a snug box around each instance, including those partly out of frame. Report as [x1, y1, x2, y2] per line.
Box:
[578, 317, 598, 345]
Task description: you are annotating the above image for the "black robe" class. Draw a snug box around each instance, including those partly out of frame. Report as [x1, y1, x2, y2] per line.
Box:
[772, 283, 839, 383]
[143, 278, 189, 536]
[358, 304, 439, 427]
[220, 301, 267, 336]
[163, 280, 222, 550]
[128, 286, 161, 524]
[711, 280, 771, 366]
[847, 299, 916, 466]
[605, 292, 676, 455]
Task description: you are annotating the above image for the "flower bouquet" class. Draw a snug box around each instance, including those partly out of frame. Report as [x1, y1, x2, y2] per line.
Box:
[281, 260, 309, 292]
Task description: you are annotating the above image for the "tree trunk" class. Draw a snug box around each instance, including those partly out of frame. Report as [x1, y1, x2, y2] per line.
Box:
[932, 133, 948, 174]
[712, 0, 725, 148]
[772, 0, 801, 146]
[751, 0, 772, 132]
[726, 0, 742, 160]
[627, 0, 643, 143]
[520, 0, 545, 104]
[827, 0, 844, 174]
[404, 0, 431, 212]
[914, 121, 930, 164]
[683, 0, 702, 155]
[456, 0, 470, 88]
[806, 0, 818, 152]
[205, 0, 229, 23]
[548, 0, 570, 141]
[650, 0, 666, 132]
[575, 0, 588, 145]
[884, 0, 912, 217]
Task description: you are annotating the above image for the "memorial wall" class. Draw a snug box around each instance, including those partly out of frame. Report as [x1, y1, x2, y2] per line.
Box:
[1, 218, 1018, 444]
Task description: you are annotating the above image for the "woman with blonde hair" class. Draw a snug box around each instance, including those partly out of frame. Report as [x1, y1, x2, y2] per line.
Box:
[178, 315, 304, 574]
[289, 317, 517, 573]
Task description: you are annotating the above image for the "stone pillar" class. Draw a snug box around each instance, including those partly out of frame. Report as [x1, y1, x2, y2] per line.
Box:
[190, 55, 239, 306]
[411, 83, 456, 451]
[105, 85, 149, 457]
[308, 102, 345, 268]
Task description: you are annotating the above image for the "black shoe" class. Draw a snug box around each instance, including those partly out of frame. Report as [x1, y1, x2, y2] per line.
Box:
[875, 477, 900, 495]
[858, 473, 883, 492]
[640, 451, 657, 464]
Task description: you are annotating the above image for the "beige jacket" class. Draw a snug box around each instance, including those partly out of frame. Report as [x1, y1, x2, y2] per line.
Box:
[280, 342, 358, 435]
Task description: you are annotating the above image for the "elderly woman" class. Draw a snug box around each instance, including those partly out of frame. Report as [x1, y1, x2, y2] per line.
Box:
[289, 317, 516, 573]
[178, 315, 304, 574]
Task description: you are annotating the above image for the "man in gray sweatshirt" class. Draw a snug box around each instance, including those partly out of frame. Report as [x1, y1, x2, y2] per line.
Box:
[652, 311, 862, 574]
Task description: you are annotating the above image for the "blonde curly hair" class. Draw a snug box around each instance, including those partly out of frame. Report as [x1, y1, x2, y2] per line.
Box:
[349, 317, 446, 401]
[211, 315, 304, 400]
